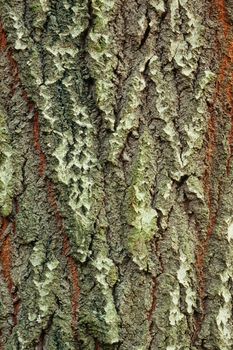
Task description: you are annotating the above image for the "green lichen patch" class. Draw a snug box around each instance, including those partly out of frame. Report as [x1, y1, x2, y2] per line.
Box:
[124, 127, 157, 270]
[108, 63, 149, 164]
[87, 0, 117, 131]
[0, 107, 14, 216]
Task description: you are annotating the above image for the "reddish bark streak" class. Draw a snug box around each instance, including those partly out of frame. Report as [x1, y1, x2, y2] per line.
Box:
[204, 112, 217, 198]
[194, 0, 233, 339]
[0, 23, 23, 334]
[0, 21, 80, 335]
[0, 219, 13, 291]
[1, 22, 46, 179]
[0, 218, 19, 330]
[193, 115, 217, 337]
[95, 340, 101, 350]
[0, 23, 7, 49]
[47, 182, 80, 331]
[216, 0, 230, 37]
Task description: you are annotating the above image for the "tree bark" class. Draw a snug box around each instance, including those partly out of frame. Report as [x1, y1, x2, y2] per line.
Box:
[0, 0, 232, 349]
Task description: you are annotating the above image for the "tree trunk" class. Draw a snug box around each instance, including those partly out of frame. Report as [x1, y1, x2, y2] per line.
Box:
[0, 0, 232, 349]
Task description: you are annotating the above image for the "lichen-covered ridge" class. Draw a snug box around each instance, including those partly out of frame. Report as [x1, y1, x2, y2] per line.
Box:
[0, 0, 233, 349]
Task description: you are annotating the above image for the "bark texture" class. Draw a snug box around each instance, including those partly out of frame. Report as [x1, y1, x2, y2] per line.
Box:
[0, 0, 233, 349]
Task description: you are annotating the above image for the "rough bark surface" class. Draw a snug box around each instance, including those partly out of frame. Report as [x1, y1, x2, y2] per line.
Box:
[0, 0, 233, 349]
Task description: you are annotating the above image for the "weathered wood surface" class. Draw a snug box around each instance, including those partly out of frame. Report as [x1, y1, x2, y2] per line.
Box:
[0, 0, 233, 349]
